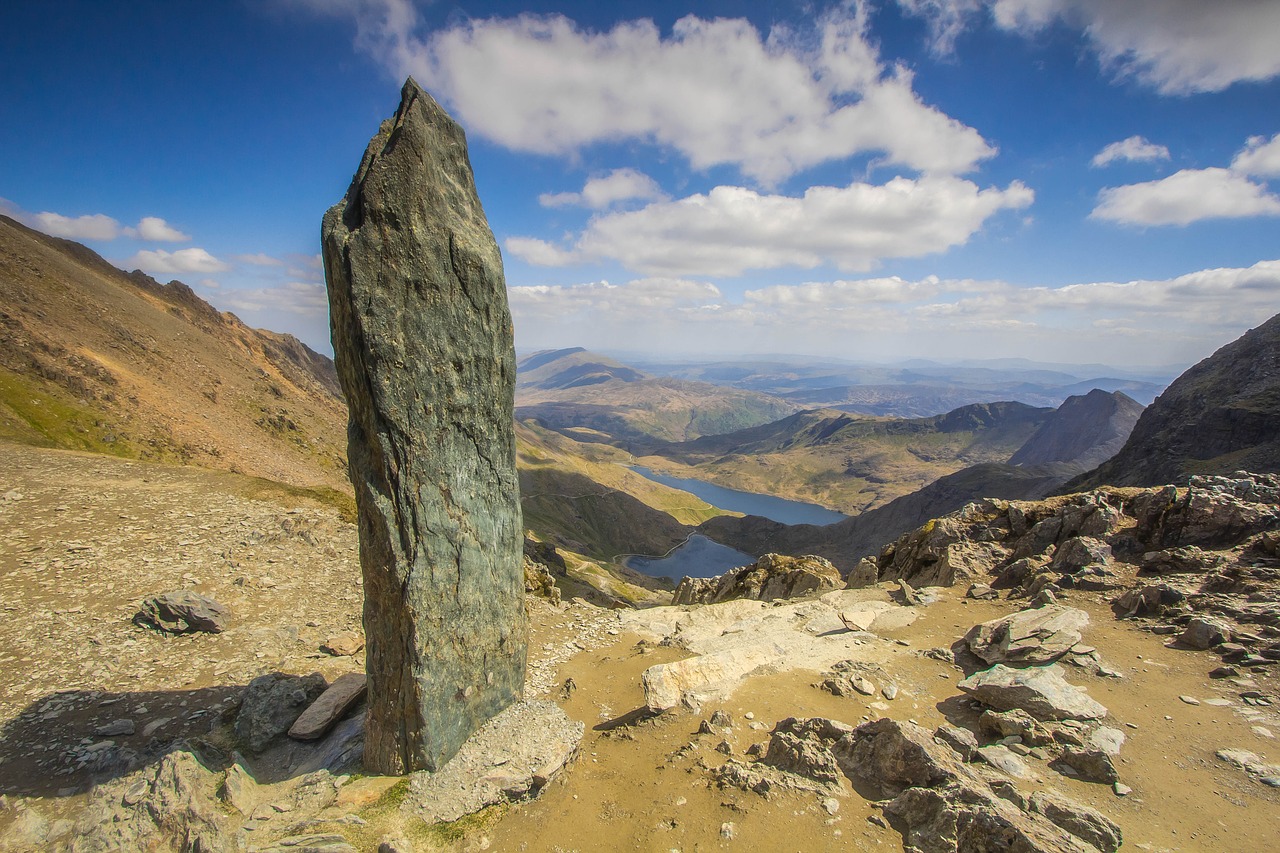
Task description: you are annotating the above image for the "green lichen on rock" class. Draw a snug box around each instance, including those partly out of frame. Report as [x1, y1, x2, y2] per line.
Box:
[322, 78, 526, 775]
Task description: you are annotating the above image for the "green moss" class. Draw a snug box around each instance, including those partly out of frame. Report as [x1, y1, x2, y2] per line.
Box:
[419, 804, 509, 844]
[0, 365, 136, 457]
[239, 478, 358, 524]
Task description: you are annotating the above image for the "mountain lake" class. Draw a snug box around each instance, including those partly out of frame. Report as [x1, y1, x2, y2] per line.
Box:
[624, 534, 755, 581]
[624, 467, 847, 579]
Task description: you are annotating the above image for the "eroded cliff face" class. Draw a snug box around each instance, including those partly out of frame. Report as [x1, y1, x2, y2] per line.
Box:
[322, 78, 526, 774]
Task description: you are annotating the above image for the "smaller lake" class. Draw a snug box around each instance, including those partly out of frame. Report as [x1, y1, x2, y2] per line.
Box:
[630, 466, 848, 527]
[625, 534, 754, 581]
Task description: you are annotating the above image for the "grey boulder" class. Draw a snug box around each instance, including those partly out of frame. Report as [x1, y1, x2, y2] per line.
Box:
[134, 591, 229, 634]
[958, 664, 1107, 721]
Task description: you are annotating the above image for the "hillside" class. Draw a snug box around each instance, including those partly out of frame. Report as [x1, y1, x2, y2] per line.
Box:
[515, 348, 798, 444]
[517, 347, 647, 389]
[0, 214, 349, 491]
[640, 401, 1052, 514]
[0, 219, 711, 602]
[1008, 389, 1144, 469]
[1067, 312, 1280, 490]
[692, 390, 1140, 571]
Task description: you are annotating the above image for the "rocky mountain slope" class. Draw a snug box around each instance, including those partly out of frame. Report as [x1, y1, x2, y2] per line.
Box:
[1067, 312, 1280, 489]
[1009, 389, 1144, 470]
[0, 219, 710, 602]
[515, 348, 797, 445]
[0, 214, 349, 491]
[701, 461, 1077, 572]
[696, 391, 1146, 571]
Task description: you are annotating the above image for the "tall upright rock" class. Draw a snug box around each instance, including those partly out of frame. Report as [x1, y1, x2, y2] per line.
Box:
[321, 78, 526, 774]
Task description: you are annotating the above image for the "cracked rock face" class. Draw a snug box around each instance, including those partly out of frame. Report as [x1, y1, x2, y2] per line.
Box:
[322, 77, 526, 774]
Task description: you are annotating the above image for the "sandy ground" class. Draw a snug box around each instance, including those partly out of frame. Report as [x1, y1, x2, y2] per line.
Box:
[1, 441, 1278, 851]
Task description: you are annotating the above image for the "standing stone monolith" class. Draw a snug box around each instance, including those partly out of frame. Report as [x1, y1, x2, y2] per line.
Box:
[321, 78, 527, 775]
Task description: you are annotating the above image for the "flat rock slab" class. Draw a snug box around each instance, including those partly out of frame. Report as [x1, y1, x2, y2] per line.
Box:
[959, 664, 1107, 721]
[964, 605, 1090, 666]
[623, 590, 910, 712]
[643, 642, 788, 712]
[406, 699, 583, 824]
[289, 673, 367, 741]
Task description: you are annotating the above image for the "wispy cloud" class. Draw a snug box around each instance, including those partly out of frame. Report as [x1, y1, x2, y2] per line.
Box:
[1091, 136, 1170, 168]
[1091, 135, 1280, 226]
[32, 211, 123, 241]
[133, 216, 190, 242]
[899, 0, 1280, 94]
[539, 169, 667, 209]
[509, 261, 1280, 365]
[1232, 133, 1280, 177]
[6, 203, 192, 244]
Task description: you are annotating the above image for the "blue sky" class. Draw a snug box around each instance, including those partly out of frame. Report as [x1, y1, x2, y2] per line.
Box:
[2, 1, 1279, 369]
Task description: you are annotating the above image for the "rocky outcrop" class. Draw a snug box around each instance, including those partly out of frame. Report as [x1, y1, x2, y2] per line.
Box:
[1009, 389, 1143, 471]
[720, 717, 1121, 853]
[406, 700, 583, 823]
[65, 748, 236, 852]
[1068, 312, 1280, 489]
[672, 553, 842, 605]
[322, 78, 526, 774]
[865, 473, 1280, 652]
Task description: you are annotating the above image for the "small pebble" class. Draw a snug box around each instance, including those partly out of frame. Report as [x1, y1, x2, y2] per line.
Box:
[1179, 695, 1201, 706]
[1113, 782, 1132, 797]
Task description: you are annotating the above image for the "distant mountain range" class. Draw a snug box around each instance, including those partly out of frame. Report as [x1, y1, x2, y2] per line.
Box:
[622, 355, 1171, 416]
[641, 400, 1055, 514]
[7, 216, 1276, 598]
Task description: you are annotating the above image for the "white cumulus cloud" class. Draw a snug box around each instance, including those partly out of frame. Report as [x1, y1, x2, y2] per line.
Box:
[123, 248, 232, 275]
[1092, 132, 1280, 226]
[133, 216, 190, 242]
[1091, 136, 1170, 167]
[324, 2, 995, 182]
[540, 169, 667, 209]
[1232, 133, 1280, 177]
[1092, 168, 1280, 226]
[900, 0, 1280, 94]
[33, 211, 123, 241]
[509, 176, 1033, 276]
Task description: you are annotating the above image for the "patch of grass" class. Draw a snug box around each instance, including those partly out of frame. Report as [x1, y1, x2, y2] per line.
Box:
[0, 365, 136, 457]
[419, 803, 509, 845]
[239, 477, 358, 523]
